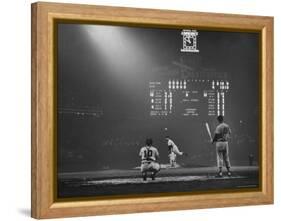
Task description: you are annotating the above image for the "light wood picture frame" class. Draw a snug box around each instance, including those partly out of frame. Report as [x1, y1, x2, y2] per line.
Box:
[31, 2, 274, 219]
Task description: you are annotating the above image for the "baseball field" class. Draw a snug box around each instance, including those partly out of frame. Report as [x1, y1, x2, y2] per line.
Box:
[58, 165, 259, 198]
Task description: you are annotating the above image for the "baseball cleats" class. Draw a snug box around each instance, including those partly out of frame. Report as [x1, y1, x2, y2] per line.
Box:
[142, 173, 147, 181]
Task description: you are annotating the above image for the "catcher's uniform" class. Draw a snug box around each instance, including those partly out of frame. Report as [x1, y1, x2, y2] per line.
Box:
[139, 146, 160, 173]
[213, 123, 231, 168]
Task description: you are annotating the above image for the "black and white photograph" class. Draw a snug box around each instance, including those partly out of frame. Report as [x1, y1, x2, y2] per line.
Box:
[57, 22, 260, 198]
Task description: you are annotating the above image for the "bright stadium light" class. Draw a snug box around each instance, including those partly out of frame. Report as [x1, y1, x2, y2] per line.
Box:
[81, 24, 151, 80]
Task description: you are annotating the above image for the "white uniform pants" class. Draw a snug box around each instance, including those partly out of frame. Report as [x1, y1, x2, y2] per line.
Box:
[216, 141, 231, 168]
[141, 161, 160, 173]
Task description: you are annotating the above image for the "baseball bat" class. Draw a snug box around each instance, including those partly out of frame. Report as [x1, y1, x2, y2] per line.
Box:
[205, 122, 212, 142]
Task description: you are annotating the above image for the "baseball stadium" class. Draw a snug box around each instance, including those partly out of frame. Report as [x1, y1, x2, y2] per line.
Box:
[57, 23, 260, 198]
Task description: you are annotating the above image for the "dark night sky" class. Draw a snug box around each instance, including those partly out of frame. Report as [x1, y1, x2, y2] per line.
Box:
[57, 23, 260, 172]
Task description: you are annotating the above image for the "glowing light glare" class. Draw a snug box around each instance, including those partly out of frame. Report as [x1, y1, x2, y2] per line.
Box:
[82, 24, 148, 76]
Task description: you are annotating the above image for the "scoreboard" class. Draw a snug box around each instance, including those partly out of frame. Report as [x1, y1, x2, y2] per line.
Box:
[149, 79, 230, 118]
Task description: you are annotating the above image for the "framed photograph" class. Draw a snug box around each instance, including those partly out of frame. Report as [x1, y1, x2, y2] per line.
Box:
[31, 2, 274, 219]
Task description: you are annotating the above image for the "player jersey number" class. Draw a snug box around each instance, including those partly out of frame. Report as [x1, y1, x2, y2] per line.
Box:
[144, 149, 153, 158]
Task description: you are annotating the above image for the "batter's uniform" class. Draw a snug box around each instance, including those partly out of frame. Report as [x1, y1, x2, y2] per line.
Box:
[139, 146, 160, 173]
[167, 138, 183, 166]
[213, 123, 231, 168]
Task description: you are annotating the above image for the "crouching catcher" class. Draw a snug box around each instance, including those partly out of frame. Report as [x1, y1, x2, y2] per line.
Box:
[139, 138, 161, 181]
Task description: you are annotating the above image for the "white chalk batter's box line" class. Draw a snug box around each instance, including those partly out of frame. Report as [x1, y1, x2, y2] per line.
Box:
[82, 175, 247, 185]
